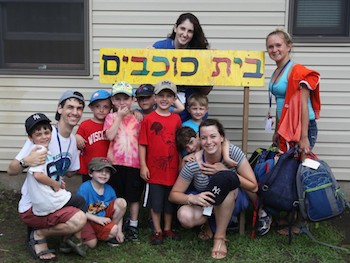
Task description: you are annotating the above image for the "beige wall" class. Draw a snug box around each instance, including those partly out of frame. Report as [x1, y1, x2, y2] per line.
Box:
[0, 0, 349, 180]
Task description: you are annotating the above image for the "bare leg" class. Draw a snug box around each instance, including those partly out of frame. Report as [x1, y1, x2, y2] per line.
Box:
[177, 205, 207, 228]
[129, 201, 139, 222]
[211, 189, 237, 259]
[33, 211, 87, 258]
[151, 208, 162, 233]
[163, 212, 172, 231]
[111, 198, 127, 243]
[36, 210, 86, 239]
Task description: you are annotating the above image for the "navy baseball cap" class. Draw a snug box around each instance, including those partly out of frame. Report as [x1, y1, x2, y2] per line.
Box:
[25, 113, 51, 134]
[135, 84, 155, 98]
[206, 170, 240, 205]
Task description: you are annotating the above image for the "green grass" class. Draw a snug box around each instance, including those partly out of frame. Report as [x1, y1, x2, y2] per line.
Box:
[0, 190, 349, 263]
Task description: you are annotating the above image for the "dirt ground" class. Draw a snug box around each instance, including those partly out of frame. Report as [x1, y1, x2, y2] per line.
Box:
[0, 189, 349, 262]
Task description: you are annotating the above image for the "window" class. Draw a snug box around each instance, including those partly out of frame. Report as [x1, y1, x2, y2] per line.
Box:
[0, 0, 89, 76]
[289, 0, 350, 43]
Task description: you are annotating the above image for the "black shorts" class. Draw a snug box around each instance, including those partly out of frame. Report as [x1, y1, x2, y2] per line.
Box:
[109, 165, 144, 203]
[144, 183, 175, 214]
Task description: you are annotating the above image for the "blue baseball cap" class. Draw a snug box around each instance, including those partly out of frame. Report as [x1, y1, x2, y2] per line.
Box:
[89, 89, 111, 106]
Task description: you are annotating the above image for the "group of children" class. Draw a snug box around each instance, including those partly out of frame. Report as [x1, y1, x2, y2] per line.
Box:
[24, 79, 213, 252]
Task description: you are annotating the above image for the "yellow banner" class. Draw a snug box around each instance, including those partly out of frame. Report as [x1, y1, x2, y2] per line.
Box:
[100, 48, 265, 87]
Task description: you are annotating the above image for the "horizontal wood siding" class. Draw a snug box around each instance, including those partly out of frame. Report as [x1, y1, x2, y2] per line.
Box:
[0, 0, 349, 181]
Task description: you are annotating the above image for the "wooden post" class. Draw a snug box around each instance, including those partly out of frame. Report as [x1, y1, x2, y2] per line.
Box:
[239, 86, 250, 235]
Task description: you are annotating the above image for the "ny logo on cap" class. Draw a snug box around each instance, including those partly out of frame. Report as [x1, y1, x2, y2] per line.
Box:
[32, 114, 41, 120]
[212, 186, 221, 195]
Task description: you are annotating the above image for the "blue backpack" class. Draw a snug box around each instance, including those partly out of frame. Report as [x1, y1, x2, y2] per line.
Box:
[296, 156, 350, 222]
[295, 154, 350, 252]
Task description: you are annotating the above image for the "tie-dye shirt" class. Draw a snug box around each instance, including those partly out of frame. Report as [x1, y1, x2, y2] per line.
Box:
[104, 113, 141, 168]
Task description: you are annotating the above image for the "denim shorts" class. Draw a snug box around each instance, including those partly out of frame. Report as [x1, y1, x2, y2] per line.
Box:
[308, 120, 318, 148]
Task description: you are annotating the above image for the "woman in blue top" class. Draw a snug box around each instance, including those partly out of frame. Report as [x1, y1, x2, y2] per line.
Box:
[152, 13, 212, 122]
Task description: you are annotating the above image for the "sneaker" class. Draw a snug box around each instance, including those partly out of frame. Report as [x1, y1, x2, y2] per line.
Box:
[122, 218, 130, 232]
[125, 226, 139, 242]
[106, 237, 120, 247]
[163, 230, 181, 241]
[257, 213, 272, 236]
[151, 231, 163, 245]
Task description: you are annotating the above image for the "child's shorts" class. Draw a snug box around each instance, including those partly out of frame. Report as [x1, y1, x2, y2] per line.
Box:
[81, 200, 116, 242]
[144, 183, 175, 214]
[110, 165, 144, 203]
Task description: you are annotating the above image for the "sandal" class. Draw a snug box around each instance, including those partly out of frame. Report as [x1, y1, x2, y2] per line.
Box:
[211, 237, 228, 260]
[28, 230, 56, 261]
[65, 235, 88, 257]
[198, 223, 213, 241]
[277, 225, 304, 236]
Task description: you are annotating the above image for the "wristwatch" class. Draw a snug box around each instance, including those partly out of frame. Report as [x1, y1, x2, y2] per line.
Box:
[19, 159, 29, 168]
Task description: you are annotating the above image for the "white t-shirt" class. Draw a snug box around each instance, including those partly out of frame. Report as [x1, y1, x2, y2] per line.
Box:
[27, 145, 71, 216]
[17, 125, 79, 213]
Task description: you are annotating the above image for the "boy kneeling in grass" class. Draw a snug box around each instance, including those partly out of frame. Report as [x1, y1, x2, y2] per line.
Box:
[77, 157, 127, 247]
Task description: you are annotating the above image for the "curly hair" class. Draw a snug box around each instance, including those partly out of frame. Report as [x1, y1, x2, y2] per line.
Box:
[168, 13, 209, 49]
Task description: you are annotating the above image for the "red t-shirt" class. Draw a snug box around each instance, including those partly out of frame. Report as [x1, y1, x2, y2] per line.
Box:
[76, 119, 110, 175]
[139, 111, 181, 186]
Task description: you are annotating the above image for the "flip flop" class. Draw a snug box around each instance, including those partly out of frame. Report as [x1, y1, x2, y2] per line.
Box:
[28, 230, 56, 261]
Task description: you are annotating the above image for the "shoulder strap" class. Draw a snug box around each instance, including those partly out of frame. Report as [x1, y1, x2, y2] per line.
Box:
[300, 224, 350, 253]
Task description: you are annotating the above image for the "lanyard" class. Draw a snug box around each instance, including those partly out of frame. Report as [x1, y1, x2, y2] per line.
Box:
[56, 125, 71, 176]
[269, 59, 291, 108]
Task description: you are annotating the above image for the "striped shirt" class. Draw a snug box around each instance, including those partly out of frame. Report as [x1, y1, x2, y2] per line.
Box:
[180, 144, 245, 192]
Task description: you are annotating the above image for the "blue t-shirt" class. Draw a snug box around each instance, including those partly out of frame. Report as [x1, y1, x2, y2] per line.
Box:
[153, 38, 175, 49]
[182, 119, 200, 133]
[77, 180, 116, 217]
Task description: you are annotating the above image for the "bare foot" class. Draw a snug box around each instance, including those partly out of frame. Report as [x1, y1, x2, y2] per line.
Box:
[116, 228, 125, 243]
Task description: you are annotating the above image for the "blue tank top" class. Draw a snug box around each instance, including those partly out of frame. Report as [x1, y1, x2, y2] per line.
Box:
[269, 62, 315, 120]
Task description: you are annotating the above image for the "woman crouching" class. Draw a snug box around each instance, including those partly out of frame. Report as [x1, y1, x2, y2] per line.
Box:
[169, 119, 258, 260]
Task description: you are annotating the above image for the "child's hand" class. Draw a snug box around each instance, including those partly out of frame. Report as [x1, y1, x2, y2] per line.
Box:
[133, 110, 144, 122]
[52, 181, 61, 192]
[116, 106, 130, 119]
[60, 179, 66, 189]
[222, 139, 238, 167]
[75, 134, 86, 150]
[183, 153, 196, 163]
[140, 165, 150, 181]
[96, 216, 112, 226]
[224, 158, 238, 168]
[200, 162, 227, 175]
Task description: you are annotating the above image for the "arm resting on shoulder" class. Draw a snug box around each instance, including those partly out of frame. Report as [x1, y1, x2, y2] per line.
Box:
[7, 146, 47, 176]
[236, 158, 258, 193]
